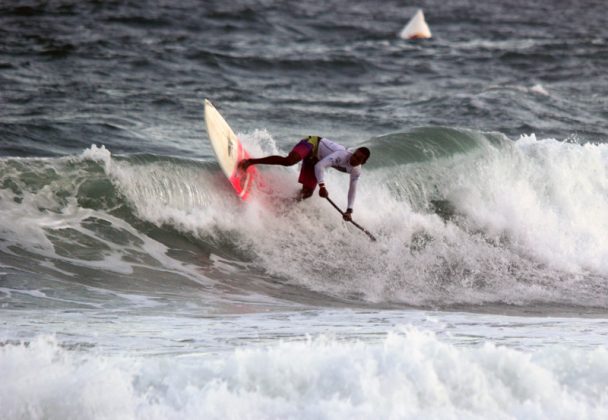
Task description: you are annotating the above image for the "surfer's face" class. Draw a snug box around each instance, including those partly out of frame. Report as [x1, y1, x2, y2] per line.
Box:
[350, 149, 368, 166]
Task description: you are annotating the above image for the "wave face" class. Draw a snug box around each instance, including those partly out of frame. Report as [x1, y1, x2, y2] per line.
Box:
[2, 128, 607, 311]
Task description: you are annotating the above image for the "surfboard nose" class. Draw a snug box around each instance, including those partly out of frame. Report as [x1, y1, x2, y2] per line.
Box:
[204, 100, 259, 201]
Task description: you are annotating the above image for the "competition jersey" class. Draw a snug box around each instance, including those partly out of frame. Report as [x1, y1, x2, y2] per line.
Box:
[314, 138, 362, 210]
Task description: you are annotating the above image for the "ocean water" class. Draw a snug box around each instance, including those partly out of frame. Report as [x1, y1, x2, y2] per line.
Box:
[1, 0, 608, 418]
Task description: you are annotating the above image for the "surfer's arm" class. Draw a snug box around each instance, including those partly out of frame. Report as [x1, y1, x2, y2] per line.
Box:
[315, 152, 341, 199]
[347, 171, 360, 210]
[314, 152, 340, 186]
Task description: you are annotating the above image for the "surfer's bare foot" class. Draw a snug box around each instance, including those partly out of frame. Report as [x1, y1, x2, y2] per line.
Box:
[238, 159, 251, 171]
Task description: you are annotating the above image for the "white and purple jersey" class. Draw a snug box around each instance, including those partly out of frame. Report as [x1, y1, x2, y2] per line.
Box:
[314, 138, 362, 209]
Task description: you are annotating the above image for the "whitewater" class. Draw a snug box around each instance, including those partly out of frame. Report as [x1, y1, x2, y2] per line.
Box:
[3, 130, 608, 309]
[2, 129, 608, 418]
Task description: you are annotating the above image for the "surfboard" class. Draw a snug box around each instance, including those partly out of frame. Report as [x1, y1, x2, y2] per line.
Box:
[204, 99, 257, 200]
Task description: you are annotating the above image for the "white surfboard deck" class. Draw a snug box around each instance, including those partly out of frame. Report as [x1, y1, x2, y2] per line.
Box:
[204, 99, 256, 200]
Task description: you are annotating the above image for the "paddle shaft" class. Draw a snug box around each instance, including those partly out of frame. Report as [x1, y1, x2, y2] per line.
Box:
[324, 197, 377, 242]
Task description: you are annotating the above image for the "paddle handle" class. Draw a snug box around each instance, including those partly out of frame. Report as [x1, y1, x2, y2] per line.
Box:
[325, 197, 377, 242]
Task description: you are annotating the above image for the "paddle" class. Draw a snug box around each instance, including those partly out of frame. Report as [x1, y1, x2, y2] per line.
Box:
[324, 197, 377, 242]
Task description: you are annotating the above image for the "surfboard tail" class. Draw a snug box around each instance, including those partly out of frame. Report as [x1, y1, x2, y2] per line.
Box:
[228, 142, 257, 200]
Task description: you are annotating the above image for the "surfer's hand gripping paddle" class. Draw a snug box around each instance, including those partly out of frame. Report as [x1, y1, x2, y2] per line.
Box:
[324, 197, 377, 242]
[318, 185, 329, 198]
[343, 210, 352, 222]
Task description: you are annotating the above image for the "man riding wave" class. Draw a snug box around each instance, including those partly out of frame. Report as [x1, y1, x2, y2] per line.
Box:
[239, 136, 370, 221]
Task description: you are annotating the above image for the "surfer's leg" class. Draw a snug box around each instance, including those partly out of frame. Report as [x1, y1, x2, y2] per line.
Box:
[297, 157, 317, 200]
[244, 138, 315, 169]
[240, 151, 301, 170]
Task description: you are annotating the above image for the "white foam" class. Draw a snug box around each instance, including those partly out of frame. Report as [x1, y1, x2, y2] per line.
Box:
[80, 144, 112, 172]
[224, 131, 608, 307]
[95, 149, 235, 236]
[237, 128, 281, 157]
[63, 139, 608, 307]
[2, 329, 607, 419]
[456, 134, 608, 274]
[530, 83, 549, 95]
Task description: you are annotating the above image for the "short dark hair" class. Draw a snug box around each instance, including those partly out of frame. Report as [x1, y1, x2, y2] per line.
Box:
[358, 147, 370, 164]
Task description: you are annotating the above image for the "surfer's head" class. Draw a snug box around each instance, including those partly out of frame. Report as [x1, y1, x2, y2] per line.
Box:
[350, 147, 370, 166]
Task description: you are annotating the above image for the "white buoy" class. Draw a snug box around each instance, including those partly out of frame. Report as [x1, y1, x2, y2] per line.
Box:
[399, 9, 432, 40]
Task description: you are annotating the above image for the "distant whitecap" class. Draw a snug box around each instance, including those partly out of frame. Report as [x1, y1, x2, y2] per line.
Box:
[530, 84, 549, 96]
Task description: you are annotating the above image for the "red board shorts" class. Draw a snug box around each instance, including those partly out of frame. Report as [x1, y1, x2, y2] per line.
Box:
[291, 139, 318, 190]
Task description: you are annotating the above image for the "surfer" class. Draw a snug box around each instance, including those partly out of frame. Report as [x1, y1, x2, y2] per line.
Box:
[238, 136, 370, 221]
